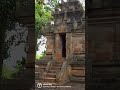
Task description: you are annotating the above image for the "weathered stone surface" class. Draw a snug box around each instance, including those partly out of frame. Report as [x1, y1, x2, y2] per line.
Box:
[41, 0, 85, 84]
[86, 3, 120, 89]
[15, 0, 35, 68]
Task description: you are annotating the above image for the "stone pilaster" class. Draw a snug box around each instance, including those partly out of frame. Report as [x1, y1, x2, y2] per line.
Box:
[55, 34, 62, 60]
[46, 35, 54, 60]
[66, 33, 72, 59]
[26, 29, 36, 68]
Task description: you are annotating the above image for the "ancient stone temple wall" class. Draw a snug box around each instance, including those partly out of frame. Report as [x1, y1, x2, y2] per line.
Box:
[16, 0, 35, 67]
[43, 0, 85, 62]
[72, 33, 85, 55]
[45, 34, 54, 59]
[88, 24, 114, 62]
[87, 21, 120, 90]
[42, 0, 85, 80]
[86, 1, 120, 89]
[66, 33, 72, 59]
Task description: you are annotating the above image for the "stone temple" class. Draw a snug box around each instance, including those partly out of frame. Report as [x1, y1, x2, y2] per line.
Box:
[36, 0, 85, 86]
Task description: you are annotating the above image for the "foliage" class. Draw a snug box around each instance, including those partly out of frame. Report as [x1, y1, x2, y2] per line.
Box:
[1, 57, 26, 79]
[35, 3, 53, 38]
[0, 0, 29, 60]
[0, 0, 16, 30]
[0, 0, 28, 28]
[14, 57, 26, 72]
[1, 66, 16, 79]
[0, 0, 29, 68]
[36, 52, 45, 61]
[35, 0, 59, 38]
[46, 0, 59, 11]
[0, 0, 16, 78]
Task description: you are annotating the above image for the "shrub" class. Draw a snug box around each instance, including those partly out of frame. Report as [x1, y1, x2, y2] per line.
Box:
[1, 66, 16, 79]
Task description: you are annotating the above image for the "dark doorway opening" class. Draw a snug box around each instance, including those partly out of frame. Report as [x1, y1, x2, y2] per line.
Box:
[60, 33, 66, 57]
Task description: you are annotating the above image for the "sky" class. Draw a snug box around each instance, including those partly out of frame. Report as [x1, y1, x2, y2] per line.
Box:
[36, 36, 47, 55]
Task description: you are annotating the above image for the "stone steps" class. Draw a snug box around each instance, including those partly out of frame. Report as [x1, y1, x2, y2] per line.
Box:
[46, 73, 56, 78]
[44, 77, 56, 83]
[42, 62, 63, 84]
[51, 67, 61, 70]
[71, 76, 85, 83]
[53, 63, 62, 67]
[48, 70, 58, 73]
[71, 66, 85, 82]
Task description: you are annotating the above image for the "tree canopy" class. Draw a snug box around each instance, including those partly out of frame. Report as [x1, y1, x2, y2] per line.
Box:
[35, 0, 59, 38]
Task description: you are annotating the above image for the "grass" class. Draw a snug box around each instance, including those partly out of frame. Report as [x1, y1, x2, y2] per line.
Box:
[1, 60, 25, 80]
[1, 66, 17, 80]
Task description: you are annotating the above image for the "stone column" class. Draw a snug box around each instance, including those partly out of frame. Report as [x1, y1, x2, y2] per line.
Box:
[66, 33, 72, 59]
[113, 24, 120, 61]
[55, 33, 62, 60]
[26, 29, 36, 68]
[16, 0, 35, 68]
[46, 35, 54, 60]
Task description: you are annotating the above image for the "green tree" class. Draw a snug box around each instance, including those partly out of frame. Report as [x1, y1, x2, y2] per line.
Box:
[35, 2, 53, 38]
[35, 0, 59, 38]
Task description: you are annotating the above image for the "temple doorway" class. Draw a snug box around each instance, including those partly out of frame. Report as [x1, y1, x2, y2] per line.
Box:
[60, 33, 66, 58]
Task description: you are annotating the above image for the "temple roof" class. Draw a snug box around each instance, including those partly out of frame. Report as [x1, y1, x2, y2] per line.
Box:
[43, 0, 85, 34]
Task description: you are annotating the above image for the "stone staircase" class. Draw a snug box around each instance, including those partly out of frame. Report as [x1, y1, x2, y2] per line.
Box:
[35, 60, 71, 87]
[42, 61, 63, 84]
[70, 55, 85, 83]
[71, 66, 85, 83]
